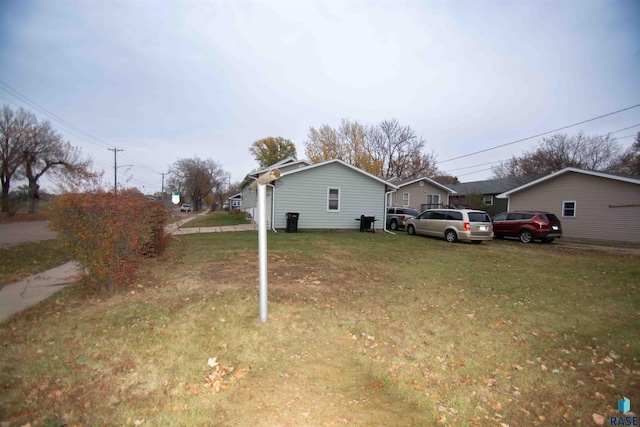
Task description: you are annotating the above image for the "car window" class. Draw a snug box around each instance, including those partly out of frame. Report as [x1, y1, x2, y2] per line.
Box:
[492, 213, 507, 221]
[447, 212, 463, 220]
[541, 213, 560, 222]
[430, 211, 447, 220]
[407, 209, 419, 216]
[418, 211, 431, 219]
[397, 209, 405, 214]
[468, 212, 491, 222]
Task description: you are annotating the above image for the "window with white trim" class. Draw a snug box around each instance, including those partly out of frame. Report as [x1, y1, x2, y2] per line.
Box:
[327, 187, 340, 212]
[402, 192, 410, 206]
[483, 195, 493, 206]
[562, 201, 576, 218]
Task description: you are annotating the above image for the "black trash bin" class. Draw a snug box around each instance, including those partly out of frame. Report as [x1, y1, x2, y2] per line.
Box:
[286, 212, 299, 233]
[359, 215, 376, 232]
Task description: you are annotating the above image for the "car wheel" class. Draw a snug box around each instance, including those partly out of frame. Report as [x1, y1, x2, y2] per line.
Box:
[541, 237, 555, 243]
[519, 229, 534, 243]
[445, 229, 458, 243]
[390, 220, 398, 231]
[407, 225, 416, 235]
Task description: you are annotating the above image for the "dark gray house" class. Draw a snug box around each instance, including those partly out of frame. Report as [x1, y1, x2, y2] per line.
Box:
[447, 177, 526, 216]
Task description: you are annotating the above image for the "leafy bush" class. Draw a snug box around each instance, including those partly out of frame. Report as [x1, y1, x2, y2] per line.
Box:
[48, 189, 170, 294]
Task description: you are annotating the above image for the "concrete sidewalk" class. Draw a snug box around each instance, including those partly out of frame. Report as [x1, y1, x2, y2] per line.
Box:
[0, 221, 257, 323]
[0, 262, 81, 323]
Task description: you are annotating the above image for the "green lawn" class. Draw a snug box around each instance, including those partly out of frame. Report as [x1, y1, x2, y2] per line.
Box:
[179, 211, 250, 228]
[1, 231, 638, 426]
[0, 239, 73, 288]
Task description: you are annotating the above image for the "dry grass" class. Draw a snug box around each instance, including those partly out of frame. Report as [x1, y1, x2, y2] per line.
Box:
[1, 231, 639, 426]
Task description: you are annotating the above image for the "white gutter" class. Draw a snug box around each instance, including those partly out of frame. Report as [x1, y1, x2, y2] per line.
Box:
[267, 183, 277, 233]
[384, 190, 396, 235]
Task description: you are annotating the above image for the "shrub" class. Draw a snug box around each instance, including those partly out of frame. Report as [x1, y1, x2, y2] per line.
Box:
[48, 189, 170, 295]
[229, 208, 241, 214]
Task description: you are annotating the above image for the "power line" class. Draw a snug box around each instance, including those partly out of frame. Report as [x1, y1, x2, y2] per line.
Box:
[437, 103, 640, 164]
[608, 123, 640, 134]
[0, 81, 112, 149]
[0, 81, 166, 184]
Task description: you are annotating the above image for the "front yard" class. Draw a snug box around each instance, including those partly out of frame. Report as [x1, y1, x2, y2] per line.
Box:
[1, 231, 638, 426]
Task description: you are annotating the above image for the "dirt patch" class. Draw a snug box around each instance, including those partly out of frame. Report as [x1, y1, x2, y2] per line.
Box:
[553, 240, 640, 256]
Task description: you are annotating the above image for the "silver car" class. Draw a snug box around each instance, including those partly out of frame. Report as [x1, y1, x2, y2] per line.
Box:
[406, 209, 493, 243]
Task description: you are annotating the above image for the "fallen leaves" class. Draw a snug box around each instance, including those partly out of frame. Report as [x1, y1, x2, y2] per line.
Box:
[592, 413, 606, 425]
[202, 357, 247, 393]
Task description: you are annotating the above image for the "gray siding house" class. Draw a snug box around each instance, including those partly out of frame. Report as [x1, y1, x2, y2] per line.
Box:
[497, 168, 640, 245]
[388, 177, 455, 211]
[240, 157, 311, 224]
[448, 177, 525, 216]
[241, 158, 397, 230]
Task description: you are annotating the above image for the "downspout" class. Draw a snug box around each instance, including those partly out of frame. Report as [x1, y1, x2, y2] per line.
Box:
[267, 183, 277, 233]
[384, 189, 396, 235]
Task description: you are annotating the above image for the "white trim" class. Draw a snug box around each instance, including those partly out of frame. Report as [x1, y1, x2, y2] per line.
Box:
[395, 176, 457, 193]
[327, 187, 341, 212]
[402, 192, 410, 206]
[562, 200, 576, 218]
[497, 167, 640, 198]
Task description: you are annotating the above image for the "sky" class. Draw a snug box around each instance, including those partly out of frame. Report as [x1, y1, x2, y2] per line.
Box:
[1, 0, 639, 194]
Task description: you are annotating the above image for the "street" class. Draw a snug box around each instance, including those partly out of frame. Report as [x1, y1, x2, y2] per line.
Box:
[0, 221, 58, 248]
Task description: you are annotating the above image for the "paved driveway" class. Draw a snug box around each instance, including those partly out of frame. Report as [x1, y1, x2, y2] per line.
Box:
[0, 221, 58, 248]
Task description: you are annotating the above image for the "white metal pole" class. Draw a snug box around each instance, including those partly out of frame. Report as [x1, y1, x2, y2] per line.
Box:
[251, 169, 280, 323]
[258, 182, 268, 322]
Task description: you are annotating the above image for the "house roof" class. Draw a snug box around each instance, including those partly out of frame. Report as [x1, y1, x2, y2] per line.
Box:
[392, 176, 456, 193]
[241, 157, 312, 188]
[497, 167, 640, 198]
[280, 158, 399, 189]
[448, 177, 526, 196]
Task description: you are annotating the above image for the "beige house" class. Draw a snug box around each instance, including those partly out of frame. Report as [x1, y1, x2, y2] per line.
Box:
[388, 177, 455, 211]
[497, 168, 640, 245]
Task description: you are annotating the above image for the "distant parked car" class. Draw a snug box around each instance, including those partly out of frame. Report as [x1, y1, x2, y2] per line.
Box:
[491, 211, 562, 243]
[386, 206, 420, 230]
[405, 209, 493, 243]
[180, 203, 192, 212]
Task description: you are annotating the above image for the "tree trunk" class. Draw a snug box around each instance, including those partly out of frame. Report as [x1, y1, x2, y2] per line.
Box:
[1, 178, 9, 213]
[28, 180, 40, 214]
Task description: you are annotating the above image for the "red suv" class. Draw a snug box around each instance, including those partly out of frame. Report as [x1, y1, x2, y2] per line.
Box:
[491, 211, 562, 243]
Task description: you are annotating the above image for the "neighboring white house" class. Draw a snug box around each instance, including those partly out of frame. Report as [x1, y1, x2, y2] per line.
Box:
[497, 167, 640, 245]
[227, 193, 242, 210]
[240, 158, 397, 230]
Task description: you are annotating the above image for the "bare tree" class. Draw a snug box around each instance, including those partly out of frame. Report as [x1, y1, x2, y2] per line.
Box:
[22, 120, 97, 213]
[1, 105, 98, 213]
[167, 156, 227, 212]
[491, 132, 624, 179]
[615, 132, 640, 175]
[0, 106, 35, 212]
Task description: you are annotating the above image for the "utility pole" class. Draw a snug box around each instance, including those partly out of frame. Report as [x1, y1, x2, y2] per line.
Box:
[108, 148, 124, 195]
[160, 172, 169, 204]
